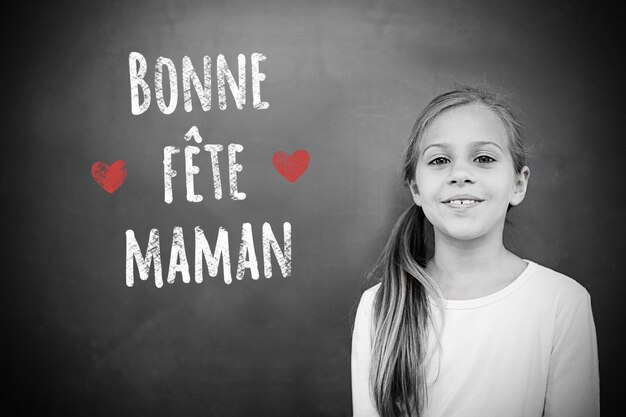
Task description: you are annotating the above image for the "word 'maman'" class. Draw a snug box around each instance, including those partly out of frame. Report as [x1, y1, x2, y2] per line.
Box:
[126, 223, 291, 288]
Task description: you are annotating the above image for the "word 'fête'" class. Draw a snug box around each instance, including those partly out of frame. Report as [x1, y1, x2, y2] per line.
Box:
[164, 127, 246, 203]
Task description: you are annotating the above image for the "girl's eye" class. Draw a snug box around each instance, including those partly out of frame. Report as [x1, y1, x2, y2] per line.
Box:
[429, 157, 449, 165]
[474, 155, 496, 164]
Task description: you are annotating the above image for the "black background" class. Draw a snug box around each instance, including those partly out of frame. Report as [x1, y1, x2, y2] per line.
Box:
[4, 0, 623, 415]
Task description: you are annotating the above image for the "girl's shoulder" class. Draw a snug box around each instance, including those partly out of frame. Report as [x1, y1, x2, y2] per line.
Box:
[363, 282, 382, 297]
[357, 261, 592, 313]
[523, 260, 593, 314]
[360, 262, 591, 303]
[526, 260, 590, 298]
[354, 283, 382, 319]
[358, 282, 381, 307]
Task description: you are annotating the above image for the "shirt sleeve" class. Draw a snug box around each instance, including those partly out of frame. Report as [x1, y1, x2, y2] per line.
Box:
[351, 287, 382, 417]
[544, 289, 600, 417]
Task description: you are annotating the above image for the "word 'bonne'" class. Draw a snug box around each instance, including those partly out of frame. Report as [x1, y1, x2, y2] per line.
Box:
[126, 223, 291, 288]
[129, 51, 269, 115]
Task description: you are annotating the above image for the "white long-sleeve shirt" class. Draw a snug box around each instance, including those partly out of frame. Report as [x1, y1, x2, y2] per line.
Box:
[351, 260, 600, 417]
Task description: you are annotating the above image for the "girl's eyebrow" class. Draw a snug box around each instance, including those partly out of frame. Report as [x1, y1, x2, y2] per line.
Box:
[422, 140, 503, 155]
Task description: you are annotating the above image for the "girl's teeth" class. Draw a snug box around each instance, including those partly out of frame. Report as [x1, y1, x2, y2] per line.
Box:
[449, 200, 476, 205]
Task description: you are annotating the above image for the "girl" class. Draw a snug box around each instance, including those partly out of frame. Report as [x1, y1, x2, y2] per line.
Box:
[350, 86, 600, 417]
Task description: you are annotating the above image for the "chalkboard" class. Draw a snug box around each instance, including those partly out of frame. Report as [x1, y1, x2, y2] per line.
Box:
[5, 0, 623, 415]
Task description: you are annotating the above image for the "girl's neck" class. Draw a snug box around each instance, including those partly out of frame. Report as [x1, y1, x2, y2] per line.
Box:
[427, 228, 524, 298]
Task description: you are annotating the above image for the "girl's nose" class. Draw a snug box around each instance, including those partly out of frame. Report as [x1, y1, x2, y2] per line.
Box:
[447, 161, 476, 185]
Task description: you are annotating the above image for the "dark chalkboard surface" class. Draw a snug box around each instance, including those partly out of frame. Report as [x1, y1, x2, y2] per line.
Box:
[5, 0, 623, 415]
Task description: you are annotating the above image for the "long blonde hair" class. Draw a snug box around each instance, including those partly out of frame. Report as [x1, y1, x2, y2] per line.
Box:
[367, 86, 527, 416]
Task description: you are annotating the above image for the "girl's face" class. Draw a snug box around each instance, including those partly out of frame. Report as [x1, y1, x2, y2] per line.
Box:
[409, 103, 529, 242]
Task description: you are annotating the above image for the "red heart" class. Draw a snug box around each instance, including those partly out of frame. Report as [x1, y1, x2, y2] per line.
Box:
[91, 160, 128, 193]
[272, 150, 310, 182]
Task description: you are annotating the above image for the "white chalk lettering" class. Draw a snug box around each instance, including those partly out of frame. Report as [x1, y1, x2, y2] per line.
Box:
[195, 226, 231, 284]
[251, 53, 269, 110]
[129, 52, 151, 115]
[128, 52, 269, 115]
[155, 57, 178, 114]
[228, 143, 246, 200]
[167, 226, 190, 284]
[163, 146, 180, 204]
[182, 55, 211, 112]
[126, 223, 291, 287]
[126, 229, 163, 288]
[262, 222, 291, 278]
[236, 222, 259, 280]
[164, 127, 245, 203]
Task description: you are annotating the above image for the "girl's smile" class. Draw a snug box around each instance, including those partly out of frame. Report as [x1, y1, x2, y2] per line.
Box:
[442, 194, 484, 209]
[444, 202, 480, 210]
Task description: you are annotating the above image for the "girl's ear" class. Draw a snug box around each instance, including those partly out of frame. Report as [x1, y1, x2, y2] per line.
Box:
[510, 166, 530, 206]
[409, 179, 422, 206]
